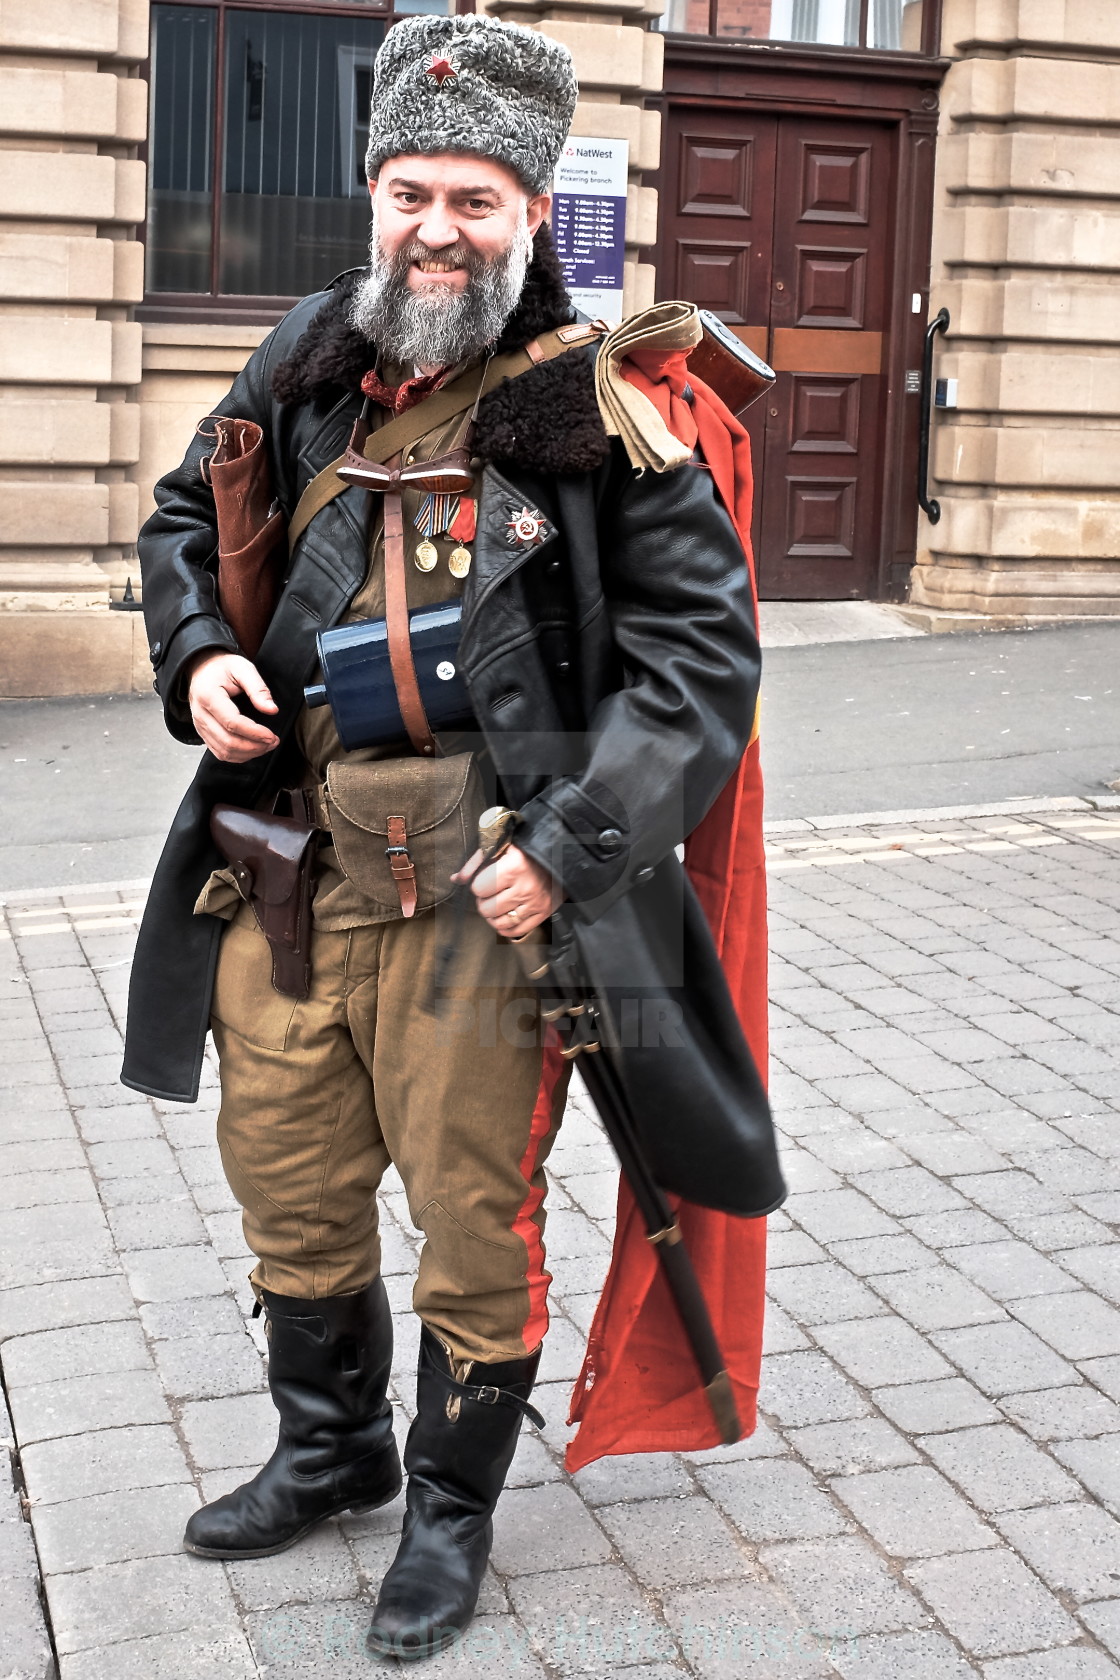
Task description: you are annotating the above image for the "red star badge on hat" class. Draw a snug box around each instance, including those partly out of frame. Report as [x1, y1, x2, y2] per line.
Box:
[424, 52, 459, 89]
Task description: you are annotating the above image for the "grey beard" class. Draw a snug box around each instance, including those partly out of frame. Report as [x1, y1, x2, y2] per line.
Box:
[349, 216, 533, 368]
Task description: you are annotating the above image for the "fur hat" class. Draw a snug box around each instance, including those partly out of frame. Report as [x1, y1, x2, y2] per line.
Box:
[365, 14, 577, 196]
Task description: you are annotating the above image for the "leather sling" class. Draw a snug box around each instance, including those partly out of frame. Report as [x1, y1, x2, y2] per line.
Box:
[381, 481, 439, 759]
[286, 321, 605, 556]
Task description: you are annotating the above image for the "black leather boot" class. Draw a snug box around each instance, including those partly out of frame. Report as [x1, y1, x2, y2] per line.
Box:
[183, 1278, 401, 1560]
[366, 1325, 544, 1661]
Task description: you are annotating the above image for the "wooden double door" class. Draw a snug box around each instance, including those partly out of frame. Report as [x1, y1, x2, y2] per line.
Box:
[658, 107, 896, 600]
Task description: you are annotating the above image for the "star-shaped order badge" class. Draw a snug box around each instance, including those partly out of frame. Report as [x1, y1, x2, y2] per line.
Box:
[424, 52, 459, 89]
[504, 504, 555, 550]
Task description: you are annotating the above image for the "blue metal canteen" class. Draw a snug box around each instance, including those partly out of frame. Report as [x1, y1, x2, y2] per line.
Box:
[303, 601, 474, 751]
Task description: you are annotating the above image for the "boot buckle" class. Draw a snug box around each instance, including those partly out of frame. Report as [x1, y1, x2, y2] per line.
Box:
[475, 1385, 500, 1406]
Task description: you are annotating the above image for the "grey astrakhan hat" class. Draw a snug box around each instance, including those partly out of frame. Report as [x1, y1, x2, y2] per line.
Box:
[365, 14, 577, 196]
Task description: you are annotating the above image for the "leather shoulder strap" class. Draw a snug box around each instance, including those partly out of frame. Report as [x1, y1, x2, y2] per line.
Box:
[286, 321, 604, 556]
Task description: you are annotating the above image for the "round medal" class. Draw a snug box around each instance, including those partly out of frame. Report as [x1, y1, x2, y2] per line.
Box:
[414, 539, 439, 573]
[448, 545, 472, 579]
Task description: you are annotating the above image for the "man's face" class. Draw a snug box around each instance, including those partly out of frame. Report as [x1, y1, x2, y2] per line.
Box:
[351, 151, 551, 369]
[369, 153, 550, 296]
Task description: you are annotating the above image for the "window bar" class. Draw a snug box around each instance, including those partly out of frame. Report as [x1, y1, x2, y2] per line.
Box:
[708, 0, 717, 38]
[859, 0, 870, 47]
[209, 3, 227, 298]
[921, 0, 942, 54]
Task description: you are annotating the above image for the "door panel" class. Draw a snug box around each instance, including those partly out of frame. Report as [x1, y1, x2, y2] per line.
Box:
[657, 104, 896, 600]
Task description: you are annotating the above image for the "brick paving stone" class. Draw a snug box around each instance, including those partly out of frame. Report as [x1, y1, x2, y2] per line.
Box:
[490, 1484, 612, 1576]
[1016, 1213, 1116, 1253]
[828, 1233, 938, 1275]
[1002, 1388, 1120, 1442]
[950, 1241, 1082, 1302]
[225, 1524, 361, 1610]
[766, 1229, 830, 1268]
[153, 1331, 265, 1400]
[139, 1293, 248, 1340]
[831, 1465, 997, 1557]
[0, 1136, 86, 1176]
[60, 1630, 259, 1680]
[1, 1318, 150, 1387]
[829, 1629, 981, 1680]
[9, 1369, 171, 1444]
[1009, 1293, 1120, 1361]
[813, 1315, 954, 1388]
[982, 1652, 1120, 1680]
[766, 1261, 888, 1325]
[904, 1549, 1078, 1659]
[785, 1417, 919, 1475]
[996, 1506, 1120, 1603]
[1079, 1602, 1120, 1663]
[755, 1351, 870, 1425]
[96, 1169, 192, 1209]
[954, 1171, 1072, 1222]
[873, 1377, 1001, 1433]
[903, 1131, 1010, 1176]
[1053, 1439, 1120, 1515]
[596, 1496, 750, 1589]
[46, 1552, 245, 1656]
[917, 1423, 1080, 1512]
[19, 1424, 191, 1505]
[73, 1104, 161, 1143]
[1, 1168, 101, 1210]
[760, 1534, 927, 1636]
[84, 1136, 177, 1180]
[904, 1209, 1012, 1249]
[120, 1243, 231, 1302]
[681, 1418, 788, 1464]
[792, 1182, 906, 1249]
[933, 1323, 1081, 1396]
[762, 1302, 813, 1354]
[179, 1392, 276, 1471]
[505, 1562, 677, 1672]
[853, 1166, 970, 1217]
[570, 1451, 692, 1507]
[698, 1457, 849, 1543]
[871, 1265, 1007, 1331]
[797, 1125, 910, 1174]
[106, 1197, 208, 1250]
[32, 1483, 200, 1574]
[661, 1580, 836, 1679]
[1059, 1248, 1120, 1307]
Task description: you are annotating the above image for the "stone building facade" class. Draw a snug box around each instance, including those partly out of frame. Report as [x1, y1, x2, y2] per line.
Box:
[0, 0, 1117, 696]
[913, 0, 1120, 621]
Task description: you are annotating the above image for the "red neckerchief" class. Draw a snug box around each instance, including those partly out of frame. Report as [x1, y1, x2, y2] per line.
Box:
[360, 366, 448, 414]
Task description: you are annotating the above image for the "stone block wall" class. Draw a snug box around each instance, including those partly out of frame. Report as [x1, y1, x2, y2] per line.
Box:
[914, 0, 1120, 618]
[0, 0, 152, 694]
[489, 0, 664, 317]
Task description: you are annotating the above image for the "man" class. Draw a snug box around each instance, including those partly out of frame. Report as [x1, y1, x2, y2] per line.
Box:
[123, 12, 776, 1662]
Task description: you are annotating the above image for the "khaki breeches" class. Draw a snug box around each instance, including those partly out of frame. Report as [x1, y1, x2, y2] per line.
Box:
[210, 900, 569, 1362]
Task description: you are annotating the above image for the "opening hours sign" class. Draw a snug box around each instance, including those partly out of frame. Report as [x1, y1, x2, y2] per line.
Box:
[551, 138, 629, 323]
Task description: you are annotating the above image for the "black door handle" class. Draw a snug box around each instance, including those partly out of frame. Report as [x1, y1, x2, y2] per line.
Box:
[918, 308, 950, 523]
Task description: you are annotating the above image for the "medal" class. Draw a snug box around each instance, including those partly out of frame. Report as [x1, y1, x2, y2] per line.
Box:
[448, 546, 472, 579]
[414, 539, 439, 572]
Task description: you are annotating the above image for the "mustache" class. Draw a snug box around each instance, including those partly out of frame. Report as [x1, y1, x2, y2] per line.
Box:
[387, 240, 486, 278]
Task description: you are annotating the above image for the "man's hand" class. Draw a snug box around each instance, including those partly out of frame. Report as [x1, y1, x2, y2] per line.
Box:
[454, 844, 562, 936]
[188, 653, 280, 763]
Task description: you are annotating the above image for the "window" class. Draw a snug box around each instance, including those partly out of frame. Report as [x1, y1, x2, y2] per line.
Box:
[658, 0, 935, 50]
[145, 1, 455, 313]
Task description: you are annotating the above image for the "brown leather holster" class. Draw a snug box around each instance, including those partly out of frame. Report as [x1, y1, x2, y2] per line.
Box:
[210, 800, 319, 998]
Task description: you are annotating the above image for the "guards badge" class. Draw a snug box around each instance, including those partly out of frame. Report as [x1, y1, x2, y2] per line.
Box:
[504, 504, 554, 550]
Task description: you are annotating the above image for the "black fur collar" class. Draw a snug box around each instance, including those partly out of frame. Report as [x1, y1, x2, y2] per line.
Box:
[271, 223, 610, 475]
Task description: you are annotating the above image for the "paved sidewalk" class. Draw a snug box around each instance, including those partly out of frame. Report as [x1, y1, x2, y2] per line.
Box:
[3, 803, 1120, 1677]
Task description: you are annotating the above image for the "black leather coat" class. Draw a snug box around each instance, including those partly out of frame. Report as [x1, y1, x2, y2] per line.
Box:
[122, 283, 785, 1219]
